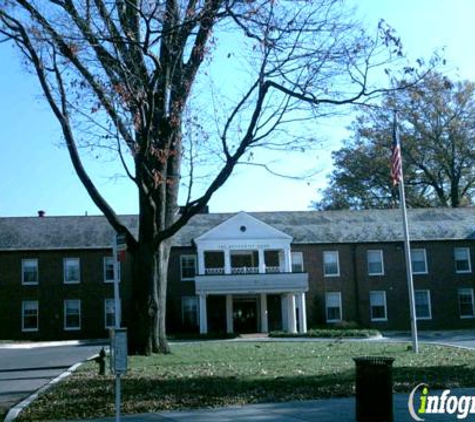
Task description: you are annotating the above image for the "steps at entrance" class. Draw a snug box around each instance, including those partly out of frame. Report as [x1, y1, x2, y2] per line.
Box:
[238, 333, 269, 339]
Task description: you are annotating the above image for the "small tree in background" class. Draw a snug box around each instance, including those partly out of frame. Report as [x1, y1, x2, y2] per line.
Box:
[313, 72, 475, 210]
[0, 0, 422, 354]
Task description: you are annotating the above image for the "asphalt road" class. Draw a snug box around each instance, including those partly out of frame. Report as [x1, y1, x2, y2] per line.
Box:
[0, 342, 105, 419]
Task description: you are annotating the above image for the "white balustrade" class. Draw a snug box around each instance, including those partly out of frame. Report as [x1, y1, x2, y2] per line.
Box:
[231, 266, 259, 274]
[205, 267, 225, 275]
[205, 266, 287, 275]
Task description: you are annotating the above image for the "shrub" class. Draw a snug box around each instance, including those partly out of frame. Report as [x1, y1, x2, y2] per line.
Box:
[269, 328, 380, 339]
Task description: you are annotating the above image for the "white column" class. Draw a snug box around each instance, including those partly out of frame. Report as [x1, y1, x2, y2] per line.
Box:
[224, 248, 231, 274]
[197, 248, 205, 275]
[297, 293, 307, 334]
[278, 250, 284, 272]
[260, 293, 268, 333]
[283, 248, 292, 273]
[287, 293, 297, 334]
[226, 294, 234, 334]
[199, 294, 208, 334]
[258, 248, 266, 274]
[281, 294, 288, 331]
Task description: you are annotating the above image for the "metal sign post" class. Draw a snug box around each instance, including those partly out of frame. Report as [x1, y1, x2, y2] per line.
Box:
[110, 328, 128, 422]
[111, 233, 127, 421]
[112, 232, 126, 329]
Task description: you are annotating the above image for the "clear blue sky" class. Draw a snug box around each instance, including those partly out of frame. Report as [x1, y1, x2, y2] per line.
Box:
[0, 1, 473, 217]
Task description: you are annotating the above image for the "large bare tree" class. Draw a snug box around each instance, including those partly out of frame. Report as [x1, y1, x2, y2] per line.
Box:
[0, 0, 416, 354]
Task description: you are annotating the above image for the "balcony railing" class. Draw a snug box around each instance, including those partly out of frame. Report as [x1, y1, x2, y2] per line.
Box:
[231, 266, 259, 274]
[205, 268, 225, 275]
[203, 266, 289, 275]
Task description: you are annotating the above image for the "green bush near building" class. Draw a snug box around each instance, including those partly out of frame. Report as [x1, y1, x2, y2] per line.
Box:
[269, 328, 381, 338]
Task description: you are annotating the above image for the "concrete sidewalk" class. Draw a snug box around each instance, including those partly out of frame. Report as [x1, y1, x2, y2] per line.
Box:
[71, 389, 475, 421]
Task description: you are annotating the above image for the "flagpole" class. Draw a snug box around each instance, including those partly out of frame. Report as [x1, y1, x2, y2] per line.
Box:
[398, 175, 419, 353]
[393, 111, 419, 353]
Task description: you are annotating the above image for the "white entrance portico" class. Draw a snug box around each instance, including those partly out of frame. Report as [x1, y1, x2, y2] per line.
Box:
[193, 212, 308, 334]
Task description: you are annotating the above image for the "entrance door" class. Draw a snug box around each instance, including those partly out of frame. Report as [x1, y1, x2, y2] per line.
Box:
[233, 298, 257, 333]
[267, 294, 283, 332]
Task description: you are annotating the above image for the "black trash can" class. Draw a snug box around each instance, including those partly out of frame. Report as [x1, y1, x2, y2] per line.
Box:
[353, 356, 395, 422]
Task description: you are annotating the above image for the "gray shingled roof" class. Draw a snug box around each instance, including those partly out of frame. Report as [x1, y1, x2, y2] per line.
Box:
[0, 215, 137, 250]
[0, 208, 474, 250]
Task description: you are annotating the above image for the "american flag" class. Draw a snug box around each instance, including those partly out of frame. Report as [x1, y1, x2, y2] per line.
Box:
[391, 112, 402, 187]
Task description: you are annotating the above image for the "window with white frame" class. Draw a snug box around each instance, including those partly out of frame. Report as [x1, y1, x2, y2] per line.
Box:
[22, 259, 38, 285]
[454, 248, 472, 274]
[411, 249, 428, 274]
[323, 251, 340, 277]
[182, 296, 199, 328]
[458, 288, 475, 319]
[64, 258, 80, 284]
[370, 291, 387, 321]
[104, 257, 116, 283]
[325, 292, 342, 322]
[367, 250, 384, 276]
[104, 299, 119, 329]
[415, 290, 431, 320]
[291, 252, 304, 273]
[64, 300, 81, 330]
[180, 255, 196, 280]
[22, 300, 38, 332]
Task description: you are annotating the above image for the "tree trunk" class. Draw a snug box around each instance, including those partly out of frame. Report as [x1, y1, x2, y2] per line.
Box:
[154, 239, 171, 354]
[128, 239, 154, 355]
[450, 177, 460, 207]
[128, 194, 172, 355]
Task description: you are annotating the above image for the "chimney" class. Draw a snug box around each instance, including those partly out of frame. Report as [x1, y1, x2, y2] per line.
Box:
[38, 210, 46, 218]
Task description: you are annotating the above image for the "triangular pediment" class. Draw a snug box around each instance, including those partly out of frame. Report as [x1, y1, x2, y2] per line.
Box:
[195, 212, 292, 244]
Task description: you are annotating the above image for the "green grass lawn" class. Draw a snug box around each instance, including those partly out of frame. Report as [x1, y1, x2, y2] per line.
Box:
[16, 340, 475, 421]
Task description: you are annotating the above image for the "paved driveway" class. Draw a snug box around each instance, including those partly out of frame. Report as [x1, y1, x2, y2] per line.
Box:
[0, 342, 105, 419]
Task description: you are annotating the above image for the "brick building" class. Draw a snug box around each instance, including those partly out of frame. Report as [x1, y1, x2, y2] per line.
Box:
[0, 208, 474, 340]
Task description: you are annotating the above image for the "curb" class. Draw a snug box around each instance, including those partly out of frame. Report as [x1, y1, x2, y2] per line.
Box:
[0, 339, 107, 350]
[4, 357, 91, 422]
[234, 334, 385, 341]
[168, 335, 385, 345]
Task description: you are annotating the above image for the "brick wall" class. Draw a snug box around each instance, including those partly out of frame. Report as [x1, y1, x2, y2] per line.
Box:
[0, 248, 131, 340]
[1, 238, 474, 340]
[166, 241, 475, 333]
